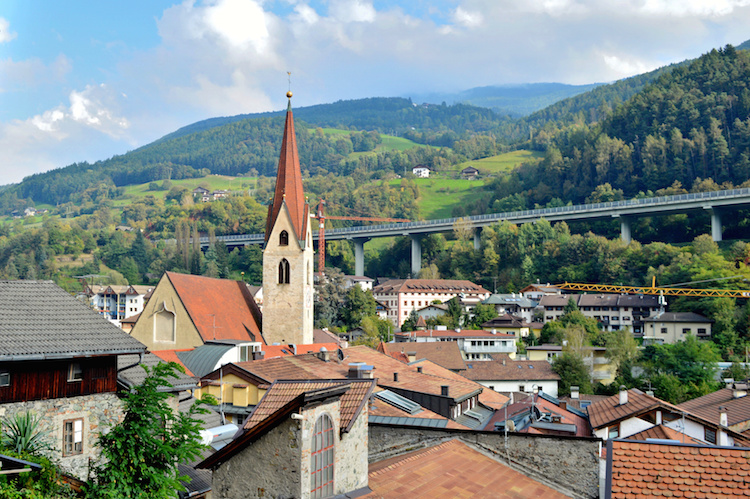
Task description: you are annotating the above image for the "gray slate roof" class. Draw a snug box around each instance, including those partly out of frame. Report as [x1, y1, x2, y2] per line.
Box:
[0, 280, 146, 361]
[178, 344, 234, 378]
[118, 353, 198, 391]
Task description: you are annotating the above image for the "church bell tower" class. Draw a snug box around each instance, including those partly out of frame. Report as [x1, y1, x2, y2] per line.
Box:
[262, 91, 314, 346]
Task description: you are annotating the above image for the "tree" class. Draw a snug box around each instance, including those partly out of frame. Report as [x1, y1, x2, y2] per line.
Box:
[86, 362, 209, 499]
[552, 352, 592, 396]
[354, 316, 394, 347]
[604, 328, 639, 373]
[401, 310, 419, 332]
[468, 303, 497, 329]
[340, 286, 377, 329]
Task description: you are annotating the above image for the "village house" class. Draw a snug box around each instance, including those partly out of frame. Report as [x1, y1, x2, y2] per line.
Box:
[642, 311, 713, 344]
[379, 341, 467, 372]
[481, 313, 532, 339]
[128, 272, 264, 352]
[394, 326, 517, 361]
[0, 280, 147, 478]
[458, 354, 561, 397]
[412, 165, 430, 178]
[519, 283, 563, 301]
[82, 283, 153, 324]
[539, 293, 661, 333]
[373, 278, 490, 327]
[460, 165, 479, 179]
[482, 293, 538, 322]
[678, 381, 750, 433]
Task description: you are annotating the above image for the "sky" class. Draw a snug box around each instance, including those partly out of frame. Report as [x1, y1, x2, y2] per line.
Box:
[1, 0, 750, 185]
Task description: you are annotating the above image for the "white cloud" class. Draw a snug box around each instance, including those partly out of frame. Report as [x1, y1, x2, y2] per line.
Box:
[602, 53, 660, 78]
[452, 7, 483, 27]
[0, 17, 16, 43]
[639, 0, 750, 17]
[329, 0, 376, 23]
[204, 0, 272, 52]
[293, 4, 320, 25]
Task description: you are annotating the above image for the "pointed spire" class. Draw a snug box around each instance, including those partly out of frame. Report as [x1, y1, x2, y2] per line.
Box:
[265, 92, 307, 243]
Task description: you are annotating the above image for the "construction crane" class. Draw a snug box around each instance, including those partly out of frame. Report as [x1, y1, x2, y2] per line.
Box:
[315, 200, 410, 272]
[557, 276, 750, 298]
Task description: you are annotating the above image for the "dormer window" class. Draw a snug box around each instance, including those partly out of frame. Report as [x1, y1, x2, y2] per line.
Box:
[279, 259, 290, 284]
[279, 230, 289, 246]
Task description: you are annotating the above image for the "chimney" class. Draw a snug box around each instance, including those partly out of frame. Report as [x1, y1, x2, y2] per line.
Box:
[290, 344, 297, 355]
[733, 383, 748, 399]
[393, 372, 399, 382]
[502, 359, 506, 366]
[570, 386, 579, 399]
[559, 401, 567, 411]
[619, 386, 628, 405]
[724, 378, 734, 389]
[441, 385, 450, 397]
[417, 366, 423, 373]
[317, 349, 331, 362]
[252, 350, 265, 361]
[719, 406, 728, 427]
[492, 329, 497, 335]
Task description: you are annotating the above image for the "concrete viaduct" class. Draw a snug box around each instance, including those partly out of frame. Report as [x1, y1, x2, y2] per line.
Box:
[201, 187, 750, 277]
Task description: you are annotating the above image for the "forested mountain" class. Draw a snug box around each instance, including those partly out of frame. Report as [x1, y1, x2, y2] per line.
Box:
[465, 45, 750, 214]
[407, 82, 601, 117]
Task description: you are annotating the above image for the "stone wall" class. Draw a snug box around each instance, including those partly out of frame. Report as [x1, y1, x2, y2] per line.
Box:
[369, 425, 601, 499]
[0, 393, 124, 479]
[212, 417, 302, 499]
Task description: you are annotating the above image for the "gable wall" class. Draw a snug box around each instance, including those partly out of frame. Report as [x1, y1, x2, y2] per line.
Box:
[129, 276, 203, 350]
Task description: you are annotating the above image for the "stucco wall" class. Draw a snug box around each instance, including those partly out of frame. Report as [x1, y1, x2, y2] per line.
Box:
[263, 205, 314, 346]
[368, 425, 600, 499]
[129, 276, 202, 351]
[0, 393, 124, 479]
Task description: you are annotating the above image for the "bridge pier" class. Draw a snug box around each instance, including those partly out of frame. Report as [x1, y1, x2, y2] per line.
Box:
[473, 228, 482, 250]
[353, 237, 370, 277]
[410, 234, 422, 277]
[705, 207, 723, 242]
[620, 216, 632, 244]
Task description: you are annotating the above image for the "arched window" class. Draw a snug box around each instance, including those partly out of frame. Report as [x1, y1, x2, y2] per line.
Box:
[278, 259, 290, 284]
[311, 414, 334, 498]
[279, 230, 289, 246]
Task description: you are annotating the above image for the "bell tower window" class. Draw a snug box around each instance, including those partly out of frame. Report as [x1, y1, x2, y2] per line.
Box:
[280, 230, 289, 246]
[279, 259, 290, 284]
[311, 414, 334, 498]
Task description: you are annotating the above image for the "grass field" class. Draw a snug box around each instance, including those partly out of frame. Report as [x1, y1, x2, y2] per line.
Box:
[388, 178, 488, 220]
[114, 175, 257, 206]
[322, 128, 438, 159]
[456, 149, 544, 174]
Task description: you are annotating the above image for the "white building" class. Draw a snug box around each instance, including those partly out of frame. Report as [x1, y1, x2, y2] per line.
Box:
[373, 278, 490, 327]
[412, 165, 430, 178]
[394, 326, 517, 361]
[83, 284, 153, 323]
[539, 293, 660, 333]
[642, 311, 713, 344]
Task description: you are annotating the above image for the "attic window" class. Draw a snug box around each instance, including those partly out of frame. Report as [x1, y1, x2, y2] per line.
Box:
[280, 230, 289, 246]
[0, 371, 9, 387]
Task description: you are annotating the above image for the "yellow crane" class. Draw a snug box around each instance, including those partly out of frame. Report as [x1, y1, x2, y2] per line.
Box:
[557, 276, 750, 298]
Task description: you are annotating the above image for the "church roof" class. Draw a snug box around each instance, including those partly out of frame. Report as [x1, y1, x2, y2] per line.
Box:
[265, 99, 308, 243]
[164, 272, 264, 344]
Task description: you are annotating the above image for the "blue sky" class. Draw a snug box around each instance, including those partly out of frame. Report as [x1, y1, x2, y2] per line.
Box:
[1, 0, 749, 185]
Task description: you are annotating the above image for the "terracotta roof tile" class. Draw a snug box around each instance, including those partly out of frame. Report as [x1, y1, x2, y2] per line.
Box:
[166, 272, 263, 344]
[679, 388, 750, 429]
[373, 279, 490, 295]
[459, 355, 560, 382]
[607, 440, 750, 498]
[151, 349, 195, 376]
[409, 358, 509, 409]
[627, 424, 705, 445]
[262, 343, 340, 359]
[587, 389, 664, 429]
[381, 341, 467, 371]
[244, 379, 374, 432]
[395, 329, 516, 340]
[365, 439, 569, 498]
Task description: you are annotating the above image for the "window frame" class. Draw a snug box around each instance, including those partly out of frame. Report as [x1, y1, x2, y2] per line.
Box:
[0, 371, 9, 387]
[279, 230, 289, 246]
[278, 259, 290, 284]
[63, 418, 84, 457]
[68, 363, 83, 382]
[310, 414, 335, 498]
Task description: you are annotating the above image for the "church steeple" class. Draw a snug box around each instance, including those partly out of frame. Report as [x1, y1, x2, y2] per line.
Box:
[265, 92, 308, 244]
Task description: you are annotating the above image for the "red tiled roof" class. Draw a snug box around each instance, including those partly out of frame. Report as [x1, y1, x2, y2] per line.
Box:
[373, 279, 490, 295]
[244, 379, 375, 432]
[166, 272, 263, 344]
[626, 424, 704, 445]
[679, 387, 750, 428]
[587, 389, 666, 429]
[151, 349, 195, 376]
[381, 341, 467, 371]
[265, 101, 307, 243]
[607, 440, 750, 498]
[409, 358, 509, 410]
[394, 329, 515, 339]
[366, 439, 569, 498]
[459, 355, 560, 382]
